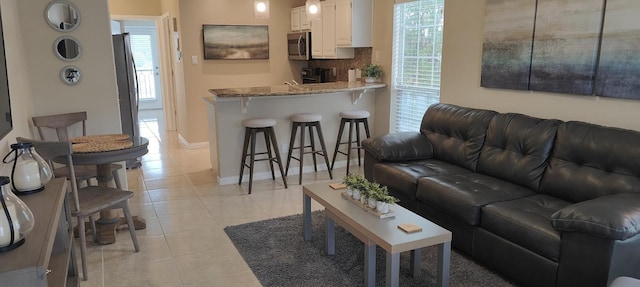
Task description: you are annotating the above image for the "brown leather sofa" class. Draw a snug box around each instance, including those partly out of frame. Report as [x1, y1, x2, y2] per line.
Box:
[362, 103, 640, 287]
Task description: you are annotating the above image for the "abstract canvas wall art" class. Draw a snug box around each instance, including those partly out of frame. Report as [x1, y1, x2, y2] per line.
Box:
[595, 0, 640, 100]
[481, 0, 537, 90]
[529, 0, 604, 95]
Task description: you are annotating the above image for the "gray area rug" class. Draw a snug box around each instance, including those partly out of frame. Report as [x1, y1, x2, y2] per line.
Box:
[224, 211, 517, 287]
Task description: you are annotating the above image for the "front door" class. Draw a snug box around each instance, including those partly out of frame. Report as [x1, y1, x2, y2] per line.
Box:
[118, 20, 164, 110]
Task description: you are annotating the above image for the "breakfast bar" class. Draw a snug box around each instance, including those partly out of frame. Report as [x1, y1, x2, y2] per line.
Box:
[205, 82, 386, 185]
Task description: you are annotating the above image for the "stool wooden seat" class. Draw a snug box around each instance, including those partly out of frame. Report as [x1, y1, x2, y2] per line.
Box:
[239, 118, 288, 194]
[330, 110, 371, 175]
[285, 113, 333, 184]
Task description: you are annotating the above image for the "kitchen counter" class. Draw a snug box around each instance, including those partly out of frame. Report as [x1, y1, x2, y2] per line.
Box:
[208, 81, 386, 98]
[204, 81, 386, 185]
[206, 82, 386, 113]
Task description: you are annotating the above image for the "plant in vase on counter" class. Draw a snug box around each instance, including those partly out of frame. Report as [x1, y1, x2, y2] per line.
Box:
[363, 64, 383, 83]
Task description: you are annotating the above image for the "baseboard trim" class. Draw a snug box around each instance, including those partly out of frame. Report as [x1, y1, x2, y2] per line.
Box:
[218, 159, 355, 185]
[177, 134, 209, 149]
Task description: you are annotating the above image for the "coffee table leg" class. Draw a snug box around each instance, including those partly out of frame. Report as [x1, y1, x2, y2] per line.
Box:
[325, 216, 335, 255]
[437, 241, 451, 287]
[364, 242, 376, 287]
[410, 248, 422, 277]
[386, 252, 400, 287]
[303, 193, 311, 241]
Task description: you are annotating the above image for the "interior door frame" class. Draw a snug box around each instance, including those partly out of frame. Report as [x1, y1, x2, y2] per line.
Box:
[111, 14, 177, 131]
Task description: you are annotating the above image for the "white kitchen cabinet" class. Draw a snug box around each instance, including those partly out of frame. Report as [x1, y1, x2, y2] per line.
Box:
[322, 1, 337, 57]
[335, 0, 373, 47]
[291, 8, 301, 31]
[290, 6, 311, 32]
[300, 9, 311, 30]
[311, 0, 355, 59]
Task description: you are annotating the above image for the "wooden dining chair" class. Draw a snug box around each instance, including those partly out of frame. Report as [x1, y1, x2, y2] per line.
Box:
[17, 137, 139, 281]
[31, 111, 124, 189]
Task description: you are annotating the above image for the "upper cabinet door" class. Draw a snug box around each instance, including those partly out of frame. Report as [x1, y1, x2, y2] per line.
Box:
[322, 1, 337, 57]
[291, 8, 301, 31]
[311, 17, 323, 57]
[300, 8, 311, 30]
[335, 0, 352, 46]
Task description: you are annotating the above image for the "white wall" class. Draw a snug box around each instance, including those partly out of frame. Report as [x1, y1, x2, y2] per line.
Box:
[17, 0, 121, 135]
[177, 0, 307, 144]
[440, 0, 640, 131]
[0, 0, 36, 175]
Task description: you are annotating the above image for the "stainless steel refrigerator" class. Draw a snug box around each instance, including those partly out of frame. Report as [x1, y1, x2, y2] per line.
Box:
[112, 33, 141, 168]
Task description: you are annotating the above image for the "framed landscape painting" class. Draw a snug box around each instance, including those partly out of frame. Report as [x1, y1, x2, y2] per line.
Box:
[202, 25, 269, 60]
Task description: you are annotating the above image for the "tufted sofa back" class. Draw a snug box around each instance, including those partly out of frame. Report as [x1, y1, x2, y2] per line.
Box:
[477, 113, 561, 191]
[420, 103, 497, 171]
[539, 121, 640, 202]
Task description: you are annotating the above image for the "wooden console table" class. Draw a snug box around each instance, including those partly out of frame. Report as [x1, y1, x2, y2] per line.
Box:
[0, 178, 79, 286]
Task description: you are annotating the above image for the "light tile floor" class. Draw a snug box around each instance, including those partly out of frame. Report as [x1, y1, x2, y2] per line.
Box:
[79, 110, 350, 287]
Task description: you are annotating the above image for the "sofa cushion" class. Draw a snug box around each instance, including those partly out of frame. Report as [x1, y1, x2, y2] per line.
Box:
[481, 194, 570, 261]
[477, 113, 561, 191]
[539, 121, 640, 202]
[373, 160, 471, 201]
[416, 173, 535, 225]
[420, 103, 497, 172]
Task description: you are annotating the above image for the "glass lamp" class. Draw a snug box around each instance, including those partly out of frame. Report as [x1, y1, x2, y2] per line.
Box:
[0, 176, 35, 252]
[254, 0, 269, 19]
[2, 142, 53, 195]
[306, 0, 321, 20]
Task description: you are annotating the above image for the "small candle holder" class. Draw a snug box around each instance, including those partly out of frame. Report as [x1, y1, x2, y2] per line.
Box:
[2, 142, 53, 195]
[0, 176, 35, 252]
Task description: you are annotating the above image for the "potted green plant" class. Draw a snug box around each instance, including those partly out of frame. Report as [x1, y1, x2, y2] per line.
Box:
[363, 64, 383, 83]
[376, 190, 398, 214]
[342, 173, 358, 197]
[342, 173, 367, 200]
[366, 182, 384, 208]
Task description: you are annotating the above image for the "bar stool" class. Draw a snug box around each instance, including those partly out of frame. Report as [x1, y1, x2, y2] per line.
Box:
[239, 118, 288, 194]
[330, 110, 371, 175]
[285, 113, 333, 184]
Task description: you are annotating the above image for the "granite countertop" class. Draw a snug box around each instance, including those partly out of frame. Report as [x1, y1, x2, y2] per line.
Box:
[208, 81, 386, 98]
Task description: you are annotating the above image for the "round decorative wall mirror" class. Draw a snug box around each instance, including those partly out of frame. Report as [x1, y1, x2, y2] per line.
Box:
[45, 0, 80, 32]
[60, 66, 81, 85]
[53, 36, 81, 61]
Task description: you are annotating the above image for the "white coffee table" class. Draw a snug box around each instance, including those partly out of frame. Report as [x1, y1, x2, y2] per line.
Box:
[303, 182, 452, 287]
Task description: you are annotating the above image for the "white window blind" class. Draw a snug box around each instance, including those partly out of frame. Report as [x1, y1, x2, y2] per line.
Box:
[391, 0, 444, 132]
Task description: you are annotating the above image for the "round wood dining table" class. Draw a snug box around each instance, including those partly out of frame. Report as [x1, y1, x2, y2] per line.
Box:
[70, 136, 149, 245]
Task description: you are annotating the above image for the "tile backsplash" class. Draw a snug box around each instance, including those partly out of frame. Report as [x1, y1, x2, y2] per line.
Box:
[308, 48, 372, 82]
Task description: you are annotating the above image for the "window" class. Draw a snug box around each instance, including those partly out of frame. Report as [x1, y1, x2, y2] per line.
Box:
[391, 0, 445, 132]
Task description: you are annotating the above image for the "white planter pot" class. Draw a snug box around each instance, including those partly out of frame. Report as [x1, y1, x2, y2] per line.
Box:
[376, 201, 390, 214]
[360, 195, 367, 204]
[352, 189, 361, 200]
[368, 198, 377, 209]
[346, 187, 353, 197]
[365, 77, 376, 83]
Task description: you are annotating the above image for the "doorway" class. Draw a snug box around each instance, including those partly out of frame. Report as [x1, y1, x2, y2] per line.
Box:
[111, 19, 163, 110]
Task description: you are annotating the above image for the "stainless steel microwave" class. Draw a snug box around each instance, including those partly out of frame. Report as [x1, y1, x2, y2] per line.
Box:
[288, 31, 311, 60]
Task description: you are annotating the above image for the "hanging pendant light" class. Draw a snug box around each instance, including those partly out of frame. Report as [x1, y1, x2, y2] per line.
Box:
[0, 176, 35, 253]
[254, 0, 269, 19]
[306, 0, 321, 20]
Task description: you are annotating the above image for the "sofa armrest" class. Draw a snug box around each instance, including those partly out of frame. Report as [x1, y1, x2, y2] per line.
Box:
[362, 132, 433, 162]
[551, 193, 640, 240]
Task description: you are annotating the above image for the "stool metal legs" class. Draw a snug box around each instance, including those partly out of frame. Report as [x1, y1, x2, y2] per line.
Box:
[330, 118, 371, 175]
[239, 127, 288, 194]
[285, 121, 333, 184]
